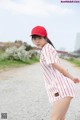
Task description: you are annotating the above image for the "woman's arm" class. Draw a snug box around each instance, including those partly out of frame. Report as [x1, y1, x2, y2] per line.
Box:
[52, 63, 80, 83]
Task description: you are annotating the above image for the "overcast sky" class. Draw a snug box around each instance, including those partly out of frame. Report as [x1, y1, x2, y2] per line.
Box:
[0, 0, 80, 52]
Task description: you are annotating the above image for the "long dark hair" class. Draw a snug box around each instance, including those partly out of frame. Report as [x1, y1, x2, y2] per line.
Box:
[46, 38, 55, 49]
[31, 35, 55, 49]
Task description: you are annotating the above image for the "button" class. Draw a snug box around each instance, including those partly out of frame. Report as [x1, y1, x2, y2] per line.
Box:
[54, 92, 59, 97]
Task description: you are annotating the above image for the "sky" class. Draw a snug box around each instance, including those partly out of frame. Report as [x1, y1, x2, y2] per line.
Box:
[0, 0, 80, 52]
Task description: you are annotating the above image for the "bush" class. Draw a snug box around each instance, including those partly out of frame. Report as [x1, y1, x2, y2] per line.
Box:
[0, 45, 39, 62]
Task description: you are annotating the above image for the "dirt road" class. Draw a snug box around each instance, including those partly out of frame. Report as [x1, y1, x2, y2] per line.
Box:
[0, 60, 80, 120]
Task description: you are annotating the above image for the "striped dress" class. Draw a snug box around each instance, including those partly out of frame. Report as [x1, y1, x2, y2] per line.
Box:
[40, 43, 76, 104]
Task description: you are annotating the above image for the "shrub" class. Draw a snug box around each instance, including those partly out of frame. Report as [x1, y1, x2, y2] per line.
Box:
[0, 45, 39, 62]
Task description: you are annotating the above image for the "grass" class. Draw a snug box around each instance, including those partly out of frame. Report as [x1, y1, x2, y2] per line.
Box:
[0, 57, 39, 71]
[0, 50, 5, 54]
[65, 58, 80, 67]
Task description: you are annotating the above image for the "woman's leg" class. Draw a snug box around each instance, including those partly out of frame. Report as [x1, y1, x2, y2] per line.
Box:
[50, 97, 73, 120]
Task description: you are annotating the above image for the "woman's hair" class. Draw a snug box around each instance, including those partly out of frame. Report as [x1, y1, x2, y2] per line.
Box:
[31, 35, 55, 49]
[46, 38, 55, 49]
[31, 35, 42, 39]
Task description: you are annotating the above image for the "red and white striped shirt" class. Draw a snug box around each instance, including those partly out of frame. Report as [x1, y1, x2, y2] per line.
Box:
[40, 43, 75, 104]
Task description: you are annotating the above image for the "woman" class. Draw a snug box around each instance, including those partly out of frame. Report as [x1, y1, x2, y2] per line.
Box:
[30, 25, 80, 120]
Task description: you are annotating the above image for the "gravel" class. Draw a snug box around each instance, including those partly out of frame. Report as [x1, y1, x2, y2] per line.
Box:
[0, 60, 80, 120]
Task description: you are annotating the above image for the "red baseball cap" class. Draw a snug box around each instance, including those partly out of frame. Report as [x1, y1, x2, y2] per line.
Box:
[30, 26, 47, 37]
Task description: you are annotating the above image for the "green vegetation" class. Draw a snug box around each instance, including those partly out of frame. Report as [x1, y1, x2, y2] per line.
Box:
[0, 57, 39, 71]
[65, 58, 80, 67]
[0, 50, 4, 54]
[25, 57, 39, 64]
[0, 41, 40, 71]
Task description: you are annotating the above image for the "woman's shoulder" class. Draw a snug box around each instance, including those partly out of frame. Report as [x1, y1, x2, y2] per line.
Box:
[42, 43, 55, 52]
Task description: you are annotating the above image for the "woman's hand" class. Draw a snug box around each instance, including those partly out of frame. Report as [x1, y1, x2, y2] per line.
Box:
[73, 78, 80, 83]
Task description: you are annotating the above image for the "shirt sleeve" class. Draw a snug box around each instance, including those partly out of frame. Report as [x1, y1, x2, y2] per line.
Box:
[43, 44, 59, 65]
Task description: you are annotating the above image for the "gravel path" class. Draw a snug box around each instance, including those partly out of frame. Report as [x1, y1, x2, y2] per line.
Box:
[0, 60, 80, 120]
